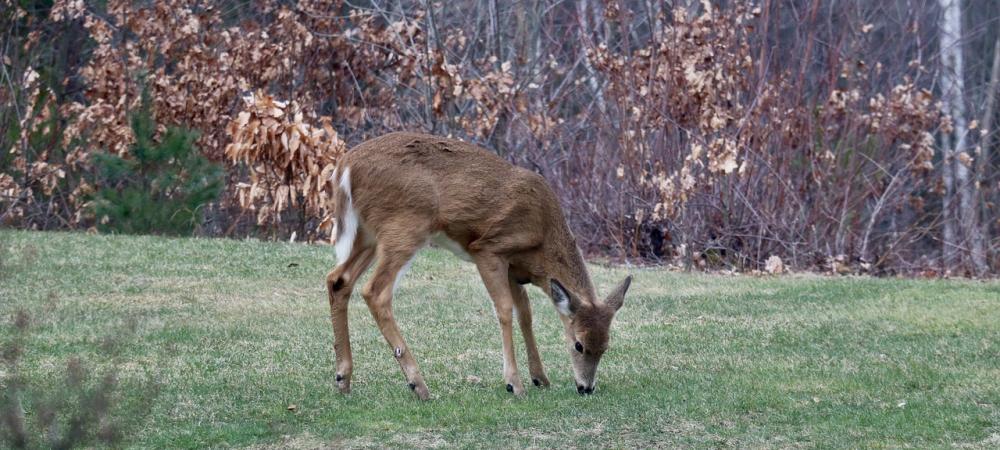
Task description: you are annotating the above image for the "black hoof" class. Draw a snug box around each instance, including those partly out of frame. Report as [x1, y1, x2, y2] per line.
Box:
[532, 378, 541, 387]
[408, 383, 417, 391]
[506, 384, 514, 393]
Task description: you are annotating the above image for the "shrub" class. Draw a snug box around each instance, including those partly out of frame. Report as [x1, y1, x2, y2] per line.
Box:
[89, 97, 223, 235]
[224, 93, 344, 237]
[1, 309, 159, 449]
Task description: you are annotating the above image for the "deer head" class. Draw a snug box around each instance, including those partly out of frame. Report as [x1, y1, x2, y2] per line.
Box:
[550, 275, 631, 394]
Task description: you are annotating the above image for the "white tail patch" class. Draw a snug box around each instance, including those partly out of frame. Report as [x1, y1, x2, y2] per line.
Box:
[334, 167, 359, 266]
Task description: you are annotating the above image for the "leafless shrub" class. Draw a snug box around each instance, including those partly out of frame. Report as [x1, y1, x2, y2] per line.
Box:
[1, 307, 158, 449]
[579, 3, 944, 274]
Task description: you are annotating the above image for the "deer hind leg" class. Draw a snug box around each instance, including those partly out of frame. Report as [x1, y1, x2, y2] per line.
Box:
[474, 254, 526, 396]
[326, 235, 376, 394]
[509, 277, 549, 388]
[361, 235, 430, 400]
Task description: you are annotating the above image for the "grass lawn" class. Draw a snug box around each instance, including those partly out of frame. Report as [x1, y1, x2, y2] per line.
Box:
[1, 229, 998, 448]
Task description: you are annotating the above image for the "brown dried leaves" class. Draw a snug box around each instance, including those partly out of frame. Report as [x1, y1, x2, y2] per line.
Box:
[224, 93, 344, 235]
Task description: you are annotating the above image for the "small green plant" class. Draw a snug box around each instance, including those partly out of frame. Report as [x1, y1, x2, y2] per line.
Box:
[90, 93, 223, 235]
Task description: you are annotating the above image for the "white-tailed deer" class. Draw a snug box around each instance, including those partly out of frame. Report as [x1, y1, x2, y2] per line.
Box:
[326, 132, 631, 399]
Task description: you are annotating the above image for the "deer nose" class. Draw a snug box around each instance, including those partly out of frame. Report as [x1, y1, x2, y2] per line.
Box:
[577, 384, 594, 395]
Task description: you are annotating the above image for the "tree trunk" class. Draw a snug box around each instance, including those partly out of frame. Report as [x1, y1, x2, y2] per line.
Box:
[942, 126, 958, 271]
[644, 0, 663, 41]
[576, 0, 607, 116]
[424, 0, 440, 133]
[939, 0, 988, 275]
[979, 35, 1000, 257]
[485, 0, 510, 155]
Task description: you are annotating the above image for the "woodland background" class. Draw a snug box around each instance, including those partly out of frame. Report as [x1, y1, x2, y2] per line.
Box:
[1, 0, 999, 277]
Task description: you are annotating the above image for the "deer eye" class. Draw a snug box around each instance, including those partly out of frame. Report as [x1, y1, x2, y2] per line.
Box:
[575, 341, 584, 353]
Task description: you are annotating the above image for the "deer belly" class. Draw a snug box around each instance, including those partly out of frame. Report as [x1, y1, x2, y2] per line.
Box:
[430, 232, 473, 262]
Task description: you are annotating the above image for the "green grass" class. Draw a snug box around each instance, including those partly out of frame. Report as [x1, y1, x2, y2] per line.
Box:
[1, 230, 998, 448]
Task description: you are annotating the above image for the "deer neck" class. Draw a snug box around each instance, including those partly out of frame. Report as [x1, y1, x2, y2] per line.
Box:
[541, 229, 597, 304]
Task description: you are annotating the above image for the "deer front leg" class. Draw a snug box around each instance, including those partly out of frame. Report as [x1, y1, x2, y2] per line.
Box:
[475, 255, 525, 396]
[326, 244, 375, 394]
[510, 278, 549, 388]
[361, 245, 430, 400]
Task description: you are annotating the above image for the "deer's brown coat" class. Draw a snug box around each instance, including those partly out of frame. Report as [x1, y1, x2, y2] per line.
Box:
[325, 132, 630, 399]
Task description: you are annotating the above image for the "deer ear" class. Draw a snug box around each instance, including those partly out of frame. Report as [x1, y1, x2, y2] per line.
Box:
[550, 279, 577, 317]
[605, 275, 632, 312]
